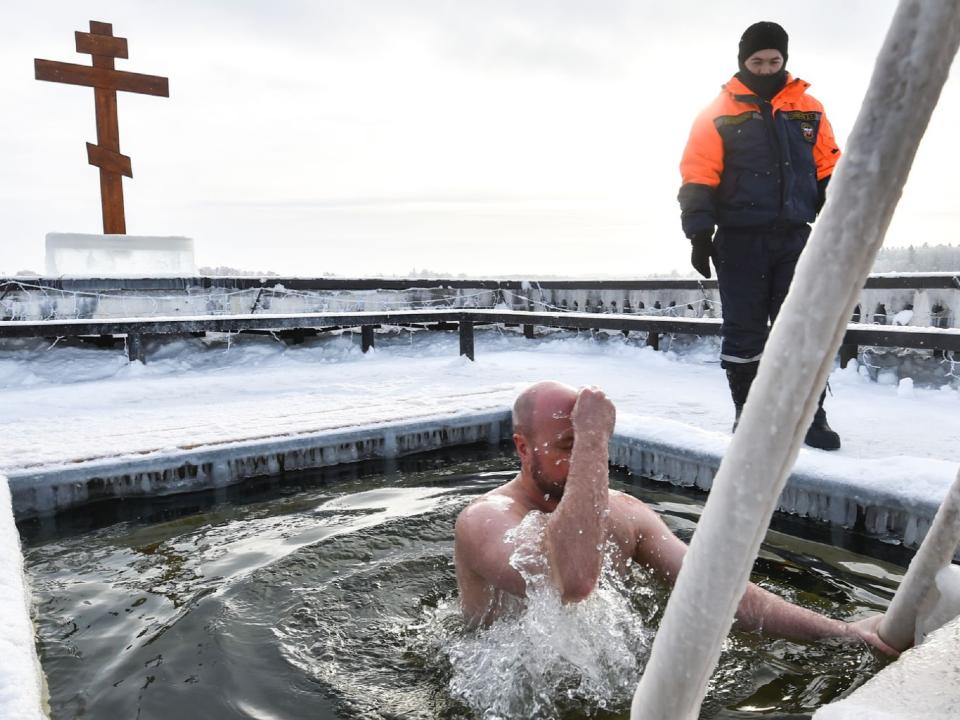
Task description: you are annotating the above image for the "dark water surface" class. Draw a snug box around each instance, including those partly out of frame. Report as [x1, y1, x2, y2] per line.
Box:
[19, 444, 907, 719]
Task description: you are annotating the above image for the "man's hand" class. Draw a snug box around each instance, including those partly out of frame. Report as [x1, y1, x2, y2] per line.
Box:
[545, 386, 613, 602]
[570, 386, 616, 443]
[690, 232, 716, 279]
[845, 614, 901, 657]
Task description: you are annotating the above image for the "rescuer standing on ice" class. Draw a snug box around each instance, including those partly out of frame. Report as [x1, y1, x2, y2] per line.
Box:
[678, 21, 842, 450]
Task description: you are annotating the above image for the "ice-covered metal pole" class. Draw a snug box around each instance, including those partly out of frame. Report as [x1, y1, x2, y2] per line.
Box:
[632, 3, 960, 719]
[879, 467, 960, 650]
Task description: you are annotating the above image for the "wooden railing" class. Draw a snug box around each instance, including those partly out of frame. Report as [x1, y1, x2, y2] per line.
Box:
[2, 308, 958, 364]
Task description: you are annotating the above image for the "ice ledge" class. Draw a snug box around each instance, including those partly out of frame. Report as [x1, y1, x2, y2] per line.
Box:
[0, 478, 48, 720]
[813, 614, 960, 720]
[6, 409, 957, 553]
[7, 411, 513, 519]
[611, 415, 958, 552]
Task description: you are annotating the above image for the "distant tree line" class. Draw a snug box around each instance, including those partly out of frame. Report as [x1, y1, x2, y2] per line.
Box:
[871, 243, 960, 273]
[198, 266, 280, 277]
[12, 245, 957, 278]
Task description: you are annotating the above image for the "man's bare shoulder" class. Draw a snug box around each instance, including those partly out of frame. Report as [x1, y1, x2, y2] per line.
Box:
[608, 490, 666, 536]
[609, 489, 651, 515]
[457, 481, 528, 532]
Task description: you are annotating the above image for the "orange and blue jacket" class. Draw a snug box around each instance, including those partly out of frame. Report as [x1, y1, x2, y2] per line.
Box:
[678, 74, 840, 239]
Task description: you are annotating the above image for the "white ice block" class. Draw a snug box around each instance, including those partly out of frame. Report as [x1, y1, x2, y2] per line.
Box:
[0, 478, 48, 720]
[45, 233, 197, 277]
[814, 615, 960, 720]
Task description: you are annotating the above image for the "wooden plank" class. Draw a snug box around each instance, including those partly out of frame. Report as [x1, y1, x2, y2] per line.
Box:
[10, 274, 956, 295]
[126, 333, 145, 363]
[93, 85, 119, 148]
[459, 321, 475, 360]
[89, 21, 113, 36]
[76, 31, 128, 58]
[35, 59, 169, 97]
[88, 45, 125, 234]
[864, 275, 960, 290]
[98, 167, 126, 234]
[1, 310, 958, 354]
[92, 48, 116, 72]
[844, 327, 960, 351]
[473, 310, 724, 336]
[0, 311, 466, 338]
[18, 273, 959, 293]
[839, 343, 858, 369]
[361, 325, 375, 352]
[87, 143, 132, 178]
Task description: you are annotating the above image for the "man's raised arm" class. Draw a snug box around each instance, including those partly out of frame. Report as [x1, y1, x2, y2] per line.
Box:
[541, 387, 616, 602]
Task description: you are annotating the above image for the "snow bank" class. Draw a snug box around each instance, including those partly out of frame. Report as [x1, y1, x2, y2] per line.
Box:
[1, 329, 957, 526]
[0, 477, 47, 720]
[0, 329, 958, 717]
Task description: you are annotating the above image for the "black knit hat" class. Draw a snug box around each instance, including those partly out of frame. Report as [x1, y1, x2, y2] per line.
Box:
[738, 21, 788, 65]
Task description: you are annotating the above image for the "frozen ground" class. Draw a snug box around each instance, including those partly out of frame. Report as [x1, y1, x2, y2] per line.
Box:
[0, 479, 45, 720]
[0, 327, 957, 477]
[1, 327, 959, 720]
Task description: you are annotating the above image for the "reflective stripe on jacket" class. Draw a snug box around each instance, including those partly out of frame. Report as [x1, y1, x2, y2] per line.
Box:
[678, 74, 840, 239]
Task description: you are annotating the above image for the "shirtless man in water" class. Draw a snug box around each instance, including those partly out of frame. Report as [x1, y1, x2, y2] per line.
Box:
[454, 381, 895, 654]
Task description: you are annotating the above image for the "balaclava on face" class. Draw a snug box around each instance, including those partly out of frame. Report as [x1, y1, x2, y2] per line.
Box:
[735, 21, 789, 101]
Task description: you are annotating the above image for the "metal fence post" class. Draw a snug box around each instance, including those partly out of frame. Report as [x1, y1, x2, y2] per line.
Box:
[361, 325, 375, 352]
[459, 320, 475, 360]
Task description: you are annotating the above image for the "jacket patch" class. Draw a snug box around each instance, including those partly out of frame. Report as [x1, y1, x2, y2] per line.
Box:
[801, 122, 816, 143]
[787, 111, 818, 121]
[715, 111, 762, 128]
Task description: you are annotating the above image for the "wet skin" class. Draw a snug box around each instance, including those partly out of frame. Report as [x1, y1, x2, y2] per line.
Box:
[454, 382, 897, 655]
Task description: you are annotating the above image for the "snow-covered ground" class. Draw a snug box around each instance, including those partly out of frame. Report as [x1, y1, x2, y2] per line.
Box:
[0, 479, 46, 720]
[1, 327, 959, 720]
[1, 328, 957, 477]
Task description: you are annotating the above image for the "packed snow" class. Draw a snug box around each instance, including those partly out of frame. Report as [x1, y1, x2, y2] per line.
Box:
[0, 480, 46, 720]
[1, 327, 959, 720]
[814, 615, 960, 720]
[0, 328, 956, 477]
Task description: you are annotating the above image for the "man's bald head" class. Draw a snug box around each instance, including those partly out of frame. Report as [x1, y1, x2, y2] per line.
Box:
[512, 380, 578, 440]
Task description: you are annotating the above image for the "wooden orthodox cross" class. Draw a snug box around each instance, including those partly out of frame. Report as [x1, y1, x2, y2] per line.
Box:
[35, 21, 169, 234]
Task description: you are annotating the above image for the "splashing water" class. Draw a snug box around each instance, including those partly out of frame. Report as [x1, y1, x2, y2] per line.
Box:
[440, 511, 655, 719]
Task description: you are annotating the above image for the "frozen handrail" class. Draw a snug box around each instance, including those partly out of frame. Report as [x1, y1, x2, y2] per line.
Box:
[879, 467, 960, 650]
[631, 2, 960, 719]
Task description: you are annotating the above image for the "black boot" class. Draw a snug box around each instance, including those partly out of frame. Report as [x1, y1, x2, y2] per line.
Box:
[804, 390, 841, 450]
[725, 362, 759, 432]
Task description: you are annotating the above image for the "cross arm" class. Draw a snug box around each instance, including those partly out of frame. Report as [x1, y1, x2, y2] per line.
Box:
[34, 59, 168, 97]
[86, 143, 133, 178]
[75, 31, 129, 59]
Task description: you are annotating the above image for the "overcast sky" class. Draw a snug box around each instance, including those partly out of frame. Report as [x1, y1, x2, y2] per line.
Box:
[2, 1, 958, 277]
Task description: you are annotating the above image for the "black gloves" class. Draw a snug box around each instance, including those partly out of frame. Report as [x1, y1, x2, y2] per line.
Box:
[816, 176, 831, 214]
[690, 232, 716, 279]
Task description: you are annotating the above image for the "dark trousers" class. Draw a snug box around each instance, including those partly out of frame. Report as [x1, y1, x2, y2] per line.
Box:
[714, 225, 811, 369]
